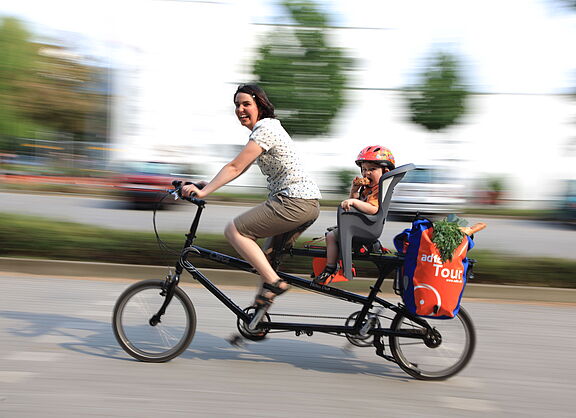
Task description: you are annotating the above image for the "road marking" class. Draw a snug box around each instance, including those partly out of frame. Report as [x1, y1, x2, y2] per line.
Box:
[93, 300, 115, 307]
[0, 371, 36, 383]
[440, 396, 498, 412]
[438, 376, 485, 388]
[4, 351, 64, 362]
[77, 310, 112, 318]
[59, 321, 108, 330]
[33, 335, 81, 344]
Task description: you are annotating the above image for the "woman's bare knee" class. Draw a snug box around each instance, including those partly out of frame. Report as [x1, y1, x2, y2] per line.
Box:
[224, 222, 234, 240]
[225, 222, 256, 251]
[225, 222, 243, 242]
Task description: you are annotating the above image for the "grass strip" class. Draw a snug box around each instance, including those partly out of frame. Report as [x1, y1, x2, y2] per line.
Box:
[1, 212, 574, 288]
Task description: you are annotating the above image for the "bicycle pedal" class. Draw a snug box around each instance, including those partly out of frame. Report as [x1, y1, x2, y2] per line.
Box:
[248, 307, 268, 331]
[227, 334, 246, 348]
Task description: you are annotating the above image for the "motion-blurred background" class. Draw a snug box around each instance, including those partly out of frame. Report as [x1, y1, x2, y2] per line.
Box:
[1, 0, 575, 244]
[2, 4, 576, 415]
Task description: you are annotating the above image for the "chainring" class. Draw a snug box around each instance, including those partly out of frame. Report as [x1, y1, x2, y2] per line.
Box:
[344, 311, 381, 347]
[237, 306, 271, 341]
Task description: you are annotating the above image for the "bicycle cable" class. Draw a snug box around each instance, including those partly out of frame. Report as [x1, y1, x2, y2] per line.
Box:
[152, 191, 181, 266]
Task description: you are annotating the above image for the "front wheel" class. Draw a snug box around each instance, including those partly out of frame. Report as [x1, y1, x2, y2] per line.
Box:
[389, 306, 476, 380]
[112, 279, 196, 362]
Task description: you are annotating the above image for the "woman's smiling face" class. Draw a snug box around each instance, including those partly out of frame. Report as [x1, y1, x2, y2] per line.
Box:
[234, 92, 259, 130]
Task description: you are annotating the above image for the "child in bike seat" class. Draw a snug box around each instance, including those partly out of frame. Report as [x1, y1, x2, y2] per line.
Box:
[313, 145, 395, 284]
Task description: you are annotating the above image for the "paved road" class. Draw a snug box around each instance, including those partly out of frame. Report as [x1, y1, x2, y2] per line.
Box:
[1, 274, 575, 417]
[1, 191, 575, 259]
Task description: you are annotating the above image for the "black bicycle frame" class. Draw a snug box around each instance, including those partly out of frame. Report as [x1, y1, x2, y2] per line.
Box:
[164, 195, 432, 339]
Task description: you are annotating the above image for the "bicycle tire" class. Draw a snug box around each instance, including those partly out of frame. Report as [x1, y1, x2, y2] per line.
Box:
[389, 306, 476, 380]
[112, 279, 196, 362]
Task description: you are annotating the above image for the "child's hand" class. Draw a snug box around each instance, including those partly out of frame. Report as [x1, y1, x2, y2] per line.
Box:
[341, 199, 356, 211]
[350, 177, 367, 194]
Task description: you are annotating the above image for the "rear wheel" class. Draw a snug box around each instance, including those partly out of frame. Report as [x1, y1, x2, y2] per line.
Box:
[113, 279, 196, 362]
[389, 306, 475, 380]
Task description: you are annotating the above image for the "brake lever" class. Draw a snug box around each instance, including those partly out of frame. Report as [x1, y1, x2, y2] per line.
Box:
[168, 180, 205, 202]
[170, 189, 180, 200]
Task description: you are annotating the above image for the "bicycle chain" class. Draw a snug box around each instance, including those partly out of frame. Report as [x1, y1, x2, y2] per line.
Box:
[268, 312, 395, 321]
[269, 313, 349, 320]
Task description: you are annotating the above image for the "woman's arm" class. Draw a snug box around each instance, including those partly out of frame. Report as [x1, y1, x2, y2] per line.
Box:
[182, 140, 263, 198]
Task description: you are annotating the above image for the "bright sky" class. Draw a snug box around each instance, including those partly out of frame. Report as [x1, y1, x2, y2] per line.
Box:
[331, 0, 576, 94]
[1, 0, 575, 94]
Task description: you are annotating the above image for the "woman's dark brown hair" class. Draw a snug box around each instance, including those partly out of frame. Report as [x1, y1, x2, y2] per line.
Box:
[234, 84, 276, 120]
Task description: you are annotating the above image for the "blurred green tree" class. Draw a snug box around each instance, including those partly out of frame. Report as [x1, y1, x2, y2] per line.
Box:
[23, 44, 108, 143]
[253, 0, 353, 138]
[403, 50, 469, 132]
[336, 168, 356, 195]
[0, 17, 39, 149]
[0, 16, 107, 153]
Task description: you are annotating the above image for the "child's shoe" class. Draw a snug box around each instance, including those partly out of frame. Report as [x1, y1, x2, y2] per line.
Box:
[313, 265, 338, 284]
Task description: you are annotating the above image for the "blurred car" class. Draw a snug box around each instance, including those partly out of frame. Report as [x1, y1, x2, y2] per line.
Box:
[390, 165, 466, 218]
[115, 161, 191, 208]
[0, 154, 50, 174]
[557, 179, 576, 225]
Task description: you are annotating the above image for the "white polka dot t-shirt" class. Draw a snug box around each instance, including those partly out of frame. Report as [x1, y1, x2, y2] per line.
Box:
[249, 118, 322, 200]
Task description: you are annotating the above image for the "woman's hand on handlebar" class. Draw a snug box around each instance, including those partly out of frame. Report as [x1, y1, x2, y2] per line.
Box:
[182, 181, 208, 198]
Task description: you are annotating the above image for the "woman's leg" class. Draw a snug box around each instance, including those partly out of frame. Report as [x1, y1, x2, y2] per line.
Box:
[228, 196, 318, 298]
[224, 222, 286, 288]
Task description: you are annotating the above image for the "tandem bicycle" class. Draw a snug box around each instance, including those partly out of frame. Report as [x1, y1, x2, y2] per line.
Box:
[112, 164, 476, 380]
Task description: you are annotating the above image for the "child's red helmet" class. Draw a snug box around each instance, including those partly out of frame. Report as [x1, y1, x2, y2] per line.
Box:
[355, 145, 395, 169]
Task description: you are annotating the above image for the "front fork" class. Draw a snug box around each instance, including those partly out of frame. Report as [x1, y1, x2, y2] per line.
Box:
[149, 272, 180, 326]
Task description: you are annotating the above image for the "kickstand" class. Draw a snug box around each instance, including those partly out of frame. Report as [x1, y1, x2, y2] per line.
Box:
[226, 333, 247, 348]
[373, 337, 396, 363]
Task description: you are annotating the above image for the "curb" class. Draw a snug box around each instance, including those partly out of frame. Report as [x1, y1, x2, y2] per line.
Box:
[1, 257, 575, 303]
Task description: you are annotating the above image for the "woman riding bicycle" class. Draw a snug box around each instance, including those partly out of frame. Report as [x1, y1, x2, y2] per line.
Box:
[182, 84, 321, 311]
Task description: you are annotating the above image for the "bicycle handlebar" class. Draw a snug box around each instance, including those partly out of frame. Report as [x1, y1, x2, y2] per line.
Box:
[169, 180, 206, 206]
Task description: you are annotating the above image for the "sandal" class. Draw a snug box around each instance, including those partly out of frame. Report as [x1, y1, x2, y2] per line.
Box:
[253, 279, 290, 309]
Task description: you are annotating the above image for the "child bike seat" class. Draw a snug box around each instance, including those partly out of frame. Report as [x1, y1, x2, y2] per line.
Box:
[337, 163, 415, 279]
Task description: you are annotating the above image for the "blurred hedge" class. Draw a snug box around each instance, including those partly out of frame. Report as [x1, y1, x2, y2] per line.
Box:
[1, 212, 574, 288]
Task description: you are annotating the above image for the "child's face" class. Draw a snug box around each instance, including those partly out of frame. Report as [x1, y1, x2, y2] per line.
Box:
[360, 162, 384, 187]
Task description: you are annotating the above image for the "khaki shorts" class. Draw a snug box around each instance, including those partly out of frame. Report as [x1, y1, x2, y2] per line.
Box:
[234, 194, 320, 256]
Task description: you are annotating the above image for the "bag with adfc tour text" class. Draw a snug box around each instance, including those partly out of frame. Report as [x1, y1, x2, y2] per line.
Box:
[393, 218, 484, 319]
